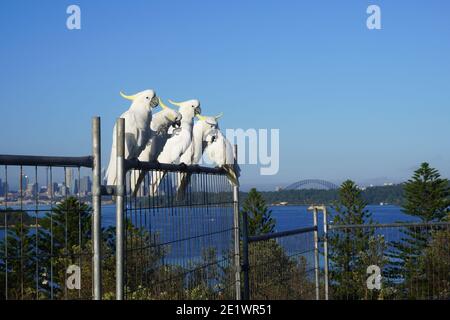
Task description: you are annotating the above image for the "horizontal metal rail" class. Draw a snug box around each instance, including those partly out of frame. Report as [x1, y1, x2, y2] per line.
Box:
[329, 221, 450, 230]
[248, 226, 317, 243]
[125, 158, 226, 174]
[0, 154, 93, 168]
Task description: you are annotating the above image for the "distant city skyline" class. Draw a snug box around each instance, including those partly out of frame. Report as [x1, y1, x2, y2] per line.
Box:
[1, 1, 449, 188]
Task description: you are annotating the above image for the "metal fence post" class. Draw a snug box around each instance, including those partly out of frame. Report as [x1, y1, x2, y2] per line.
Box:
[313, 207, 320, 300]
[233, 144, 242, 300]
[116, 118, 125, 300]
[323, 206, 329, 300]
[241, 210, 250, 300]
[92, 116, 102, 300]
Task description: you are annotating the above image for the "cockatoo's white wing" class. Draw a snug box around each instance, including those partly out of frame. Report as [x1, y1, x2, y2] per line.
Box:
[206, 131, 239, 186]
[106, 110, 137, 185]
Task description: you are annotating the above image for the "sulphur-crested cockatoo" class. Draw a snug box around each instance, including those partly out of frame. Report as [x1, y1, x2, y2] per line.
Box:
[176, 113, 222, 199]
[105, 89, 159, 186]
[149, 98, 201, 195]
[131, 98, 182, 195]
[205, 129, 240, 186]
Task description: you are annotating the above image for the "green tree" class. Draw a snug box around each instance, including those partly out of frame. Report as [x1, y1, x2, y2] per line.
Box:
[329, 180, 386, 300]
[37, 197, 92, 298]
[248, 239, 315, 299]
[387, 163, 450, 299]
[0, 210, 38, 300]
[241, 188, 275, 236]
[402, 162, 450, 222]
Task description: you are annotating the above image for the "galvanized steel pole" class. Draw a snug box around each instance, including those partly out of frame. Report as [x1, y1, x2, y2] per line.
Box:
[241, 210, 250, 300]
[323, 206, 329, 300]
[232, 144, 242, 300]
[92, 116, 102, 300]
[313, 207, 320, 300]
[115, 118, 125, 300]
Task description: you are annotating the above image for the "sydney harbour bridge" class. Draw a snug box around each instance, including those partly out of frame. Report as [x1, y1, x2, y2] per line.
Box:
[283, 179, 339, 191]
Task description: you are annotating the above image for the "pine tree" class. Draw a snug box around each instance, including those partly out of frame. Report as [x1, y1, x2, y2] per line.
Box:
[402, 162, 450, 222]
[0, 210, 37, 299]
[38, 197, 92, 298]
[241, 188, 275, 236]
[329, 180, 386, 299]
[387, 163, 450, 299]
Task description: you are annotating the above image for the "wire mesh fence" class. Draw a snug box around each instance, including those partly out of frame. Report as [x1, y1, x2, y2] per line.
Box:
[0, 160, 95, 300]
[245, 227, 318, 300]
[121, 165, 238, 300]
[327, 221, 450, 300]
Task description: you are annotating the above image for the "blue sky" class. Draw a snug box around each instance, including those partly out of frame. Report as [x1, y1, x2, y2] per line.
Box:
[1, 0, 450, 190]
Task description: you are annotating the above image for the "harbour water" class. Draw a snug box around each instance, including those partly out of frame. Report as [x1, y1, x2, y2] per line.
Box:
[1, 204, 419, 266]
[99, 204, 419, 230]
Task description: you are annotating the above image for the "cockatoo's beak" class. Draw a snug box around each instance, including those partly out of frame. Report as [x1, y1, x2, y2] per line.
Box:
[194, 106, 201, 115]
[150, 96, 159, 108]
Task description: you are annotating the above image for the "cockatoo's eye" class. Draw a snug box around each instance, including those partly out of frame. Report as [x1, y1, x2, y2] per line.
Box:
[146, 97, 149, 99]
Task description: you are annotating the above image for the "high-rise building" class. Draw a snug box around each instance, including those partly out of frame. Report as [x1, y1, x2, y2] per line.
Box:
[80, 176, 92, 195]
[73, 178, 79, 195]
[47, 182, 59, 196]
[0, 180, 9, 197]
[58, 183, 67, 196]
[21, 174, 29, 192]
[65, 168, 73, 195]
[26, 182, 38, 197]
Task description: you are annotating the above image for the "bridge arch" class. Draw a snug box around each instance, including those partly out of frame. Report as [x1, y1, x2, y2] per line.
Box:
[284, 179, 339, 191]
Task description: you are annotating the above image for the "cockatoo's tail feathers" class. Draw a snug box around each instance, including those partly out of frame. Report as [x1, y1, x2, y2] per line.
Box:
[223, 164, 239, 187]
[120, 91, 136, 101]
[131, 170, 147, 197]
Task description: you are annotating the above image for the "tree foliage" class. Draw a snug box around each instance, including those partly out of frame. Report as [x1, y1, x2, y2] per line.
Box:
[386, 163, 450, 299]
[329, 180, 386, 300]
[241, 188, 275, 236]
[402, 162, 450, 222]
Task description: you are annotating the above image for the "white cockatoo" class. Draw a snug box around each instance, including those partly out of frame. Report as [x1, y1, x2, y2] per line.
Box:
[205, 129, 240, 186]
[105, 89, 159, 186]
[149, 98, 201, 195]
[130, 98, 183, 195]
[176, 113, 222, 199]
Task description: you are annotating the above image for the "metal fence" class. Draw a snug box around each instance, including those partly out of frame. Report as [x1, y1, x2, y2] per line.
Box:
[327, 221, 450, 300]
[0, 118, 102, 300]
[113, 119, 240, 300]
[241, 209, 319, 300]
[0, 117, 240, 300]
[241, 204, 450, 301]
